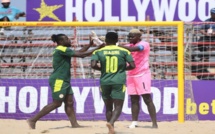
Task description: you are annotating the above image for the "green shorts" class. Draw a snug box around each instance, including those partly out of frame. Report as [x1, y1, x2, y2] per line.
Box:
[100, 84, 126, 100]
[49, 79, 73, 100]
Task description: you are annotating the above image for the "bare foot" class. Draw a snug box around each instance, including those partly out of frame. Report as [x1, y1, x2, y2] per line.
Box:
[106, 123, 115, 134]
[72, 123, 81, 128]
[27, 119, 36, 129]
[152, 123, 158, 129]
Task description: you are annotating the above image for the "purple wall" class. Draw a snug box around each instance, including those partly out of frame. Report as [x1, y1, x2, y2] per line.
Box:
[27, 0, 215, 22]
[0, 79, 214, 121]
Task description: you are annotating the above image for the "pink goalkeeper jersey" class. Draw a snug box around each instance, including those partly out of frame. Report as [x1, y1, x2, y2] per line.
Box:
[127, 41, 150, 76]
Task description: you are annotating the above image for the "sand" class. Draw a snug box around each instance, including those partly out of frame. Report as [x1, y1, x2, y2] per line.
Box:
[0, 119, 214, 134]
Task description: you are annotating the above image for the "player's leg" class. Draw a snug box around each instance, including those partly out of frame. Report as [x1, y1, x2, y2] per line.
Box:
[27, 100, 63, 129]
[104, 99, 115, 134]
[108, 99, 124, 125]
[127, 76, 140, 128]
[138, 72, 158, 128]
[101, 85, 113, 122]
[101, 85, 115, 134]
[142, 94, 158, 128]
[64, 94, 81, 128]
[27, 78, 67, 129]
[104, 99, 113, 122]
[106, 84, 126, 134]
[129, 95, 140, 128]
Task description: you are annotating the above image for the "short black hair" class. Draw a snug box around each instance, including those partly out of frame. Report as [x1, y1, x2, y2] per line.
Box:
[105, 32, 118, 44]
[51, 34, 66, 43]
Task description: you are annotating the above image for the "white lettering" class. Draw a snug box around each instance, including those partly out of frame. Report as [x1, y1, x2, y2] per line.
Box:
[39, 86, 48, 110]
[163, 87, 178, 114]
[57, 103, 65, 113]
[178, 0, 196, 22]
[198, 0, 214, 21]
[152, 87, 161, 112]
[73, 87, 91, 113]
[19, 86, 38, 113]
[66, 0, 83, 21]
[0, 85, 180, 118]
[85, 0, 102, 21]
[152, 0, 177, 21]
[121, 0, 135, 21]
[91, 87, 104, 113]
[104, 0, 119, 21]
[122, 90, 131, 114]
[0, 86, 16, 113]
[133, 0, 150, 21]
[141, 87, 161, 114]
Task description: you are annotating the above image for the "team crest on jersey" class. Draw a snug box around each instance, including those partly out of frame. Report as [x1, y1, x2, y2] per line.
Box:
[59, 94, 64, 98]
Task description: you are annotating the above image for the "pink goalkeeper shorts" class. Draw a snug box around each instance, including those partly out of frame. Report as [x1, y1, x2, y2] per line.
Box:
[127, 72, 151, 95]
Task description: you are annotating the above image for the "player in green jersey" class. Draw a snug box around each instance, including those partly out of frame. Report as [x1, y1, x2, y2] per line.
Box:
[91, 32, 135, 134]
[27, 33, 104, 129]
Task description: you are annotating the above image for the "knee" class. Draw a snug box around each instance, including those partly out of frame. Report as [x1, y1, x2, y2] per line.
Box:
[143, 98, 152, 105]
[131, 96, 140, 104]
[142, 95, 153, 105]
[143, 96, 154, 106]
[55, 101, 63, 108]
[65, 99, 74, 106]
[106, 105, 113, 112]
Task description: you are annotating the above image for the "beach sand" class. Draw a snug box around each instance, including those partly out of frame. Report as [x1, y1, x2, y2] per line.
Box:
[0, 119, 214, 134]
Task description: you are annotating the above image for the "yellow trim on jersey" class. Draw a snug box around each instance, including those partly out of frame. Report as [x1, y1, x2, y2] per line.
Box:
[93, 45, 130, 55]
[122, 84, 126, 92]
[54, 79, 63, 92]
[56, 45, 67, 52]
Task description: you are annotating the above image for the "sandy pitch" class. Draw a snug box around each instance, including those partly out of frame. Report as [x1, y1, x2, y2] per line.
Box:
[0, 119, 214, 134]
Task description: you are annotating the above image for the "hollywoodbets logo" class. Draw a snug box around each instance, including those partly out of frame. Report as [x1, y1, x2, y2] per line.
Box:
[186, 98, 215, 115]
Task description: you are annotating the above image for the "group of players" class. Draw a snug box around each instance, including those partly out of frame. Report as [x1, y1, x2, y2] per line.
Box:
[27, 29, 158, 134]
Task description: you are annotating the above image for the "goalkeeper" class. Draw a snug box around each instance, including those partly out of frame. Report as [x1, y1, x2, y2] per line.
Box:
[119, 29, 158, 128]
[27, 33, 104, 129]
[91, 32, 135, 134]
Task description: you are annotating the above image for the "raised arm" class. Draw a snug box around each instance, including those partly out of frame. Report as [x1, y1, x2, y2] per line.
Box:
[73, 44, 104, 58]
[77, 36, 94, 52]
[118, 44, 143, 52]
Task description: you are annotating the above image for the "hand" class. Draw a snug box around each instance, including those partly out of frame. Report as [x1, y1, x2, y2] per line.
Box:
[206, 33, 212, 36]
[15, 14, 20, 20]
[91, 31, 97, 38]
[93, 38, 104, 46]
[98, 43, 105, 49]
[99, 36, 105, 42]
[89, 35, 94, 46]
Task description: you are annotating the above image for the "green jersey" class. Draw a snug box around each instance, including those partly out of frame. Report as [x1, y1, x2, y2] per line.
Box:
[91, 45, 134, 85]
[49, 45, 75, 82]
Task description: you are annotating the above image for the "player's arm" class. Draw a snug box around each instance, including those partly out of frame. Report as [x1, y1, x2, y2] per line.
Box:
[91, 50, 101, 70]
[91, 60, 101, 71]
[199, 23, 210, 36]
[200, 28, 208, 36]
[77, 36, 94, 52]
[126, 61, 135, 70]
[73, 36, 105, 58]
[15, 8, 26, 19]
[118, 44, 144, 52]
[73, 45, 103, 58]
[18, 12, 25, 17]
[125, 52, 135, 70]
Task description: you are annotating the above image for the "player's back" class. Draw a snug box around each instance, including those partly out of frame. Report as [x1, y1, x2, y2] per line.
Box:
[94, 45, 132, 85]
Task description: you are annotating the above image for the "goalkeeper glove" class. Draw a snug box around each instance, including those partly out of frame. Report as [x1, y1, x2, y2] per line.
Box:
[91, 31, 104, 46]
